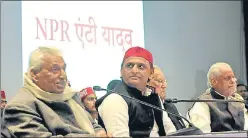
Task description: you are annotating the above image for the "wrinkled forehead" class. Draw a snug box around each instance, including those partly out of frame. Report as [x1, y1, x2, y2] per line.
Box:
[153, 69, 165, 79]
[42, 54, 64, 62]
[42, 55, 66, 66]
[220, 65, 235, 77]
[123, 57, 150, 65]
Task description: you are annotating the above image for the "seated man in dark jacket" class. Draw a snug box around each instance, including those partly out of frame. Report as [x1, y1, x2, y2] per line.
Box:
[96, 46, 166, 137]
[187, 62, 247, 132]
[148, 65, 186, 130]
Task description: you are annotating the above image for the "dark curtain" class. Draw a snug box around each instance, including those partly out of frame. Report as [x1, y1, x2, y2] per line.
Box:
[243, 0, 248, 84]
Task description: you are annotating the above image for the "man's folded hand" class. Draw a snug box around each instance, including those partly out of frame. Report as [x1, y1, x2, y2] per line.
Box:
[95, 129, 112, 137]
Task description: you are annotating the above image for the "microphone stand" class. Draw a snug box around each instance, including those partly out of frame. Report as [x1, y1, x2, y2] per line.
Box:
[93, 86, 203, 136]
[111, 90, 193, 127]
[165, 99, 245, 103]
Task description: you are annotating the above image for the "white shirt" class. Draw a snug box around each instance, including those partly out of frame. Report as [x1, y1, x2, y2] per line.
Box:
[187, 91, 248, 133]
[98, 93, 177, 137]
[159, 97, 177, 134]
[98, 93, 129, 137]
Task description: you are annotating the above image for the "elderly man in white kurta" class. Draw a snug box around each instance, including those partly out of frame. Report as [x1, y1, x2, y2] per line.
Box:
[187, 62, 248, 133]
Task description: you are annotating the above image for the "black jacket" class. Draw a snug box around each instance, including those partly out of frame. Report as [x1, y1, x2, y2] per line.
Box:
[163, 102, 186, 130]
[96, 82, 166, 137]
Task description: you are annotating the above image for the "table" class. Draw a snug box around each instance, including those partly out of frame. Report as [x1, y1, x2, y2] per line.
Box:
[166, 131, 248, 137]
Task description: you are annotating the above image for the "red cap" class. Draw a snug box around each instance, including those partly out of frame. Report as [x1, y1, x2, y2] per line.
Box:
[1, 90, 6, 99]
[123, 46, 153, 64]
[78, 87, 95, 100]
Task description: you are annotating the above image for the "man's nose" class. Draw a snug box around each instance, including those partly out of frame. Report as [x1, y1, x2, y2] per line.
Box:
[59, 69, 67, 80]
[231, 77, 237, 83]
[161, 81, 167, 88]
[93, 99, 97, 104]
[161, 84, 166, 89]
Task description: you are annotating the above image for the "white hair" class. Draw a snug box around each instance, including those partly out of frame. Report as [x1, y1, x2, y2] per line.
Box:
[153, 65, 161, 71]
[152, 65, 166, 81]
[28, 46, 63, 73]
[207, 62, 231, 87]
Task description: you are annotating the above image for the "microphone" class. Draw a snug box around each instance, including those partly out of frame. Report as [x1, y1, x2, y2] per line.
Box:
[164, 98, 246, 103]
[93, 86, 105, 91]
[93, 85, 203, 136]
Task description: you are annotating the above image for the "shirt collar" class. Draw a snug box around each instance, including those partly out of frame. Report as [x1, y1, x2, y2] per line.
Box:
[143, 87, 153, 97]
[211, 88, 236, 100]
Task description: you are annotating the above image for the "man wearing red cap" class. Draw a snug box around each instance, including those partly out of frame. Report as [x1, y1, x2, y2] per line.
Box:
[96, 46, 166, 137]
[79, 87, 98, 122]
[1, 90, 7, 117]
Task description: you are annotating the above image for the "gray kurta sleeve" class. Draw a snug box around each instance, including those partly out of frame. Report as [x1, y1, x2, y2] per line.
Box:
[4, 103, 95, 137]
[4, 103, 54, 137]
[73, 94, 105, 133]
[84, 109, 104, 133]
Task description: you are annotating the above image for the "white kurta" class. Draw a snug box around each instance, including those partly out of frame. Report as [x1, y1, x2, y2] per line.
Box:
[98, 93, 177, 137]
[187, 91, 248, 133]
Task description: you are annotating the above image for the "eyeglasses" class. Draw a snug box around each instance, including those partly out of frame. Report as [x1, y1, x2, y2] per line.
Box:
[154, 79, 167, 85]
[239, 90, 248, 93]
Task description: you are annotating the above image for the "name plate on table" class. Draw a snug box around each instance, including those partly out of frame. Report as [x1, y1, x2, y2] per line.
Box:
[165, 131, 248, 137]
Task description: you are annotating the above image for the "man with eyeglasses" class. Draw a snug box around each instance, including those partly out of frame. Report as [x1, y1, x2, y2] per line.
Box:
[79, 87, 98, 122]
[187, 62, 248, 132]
[148, 65, 186, 131]
[148, 66, 167, 103]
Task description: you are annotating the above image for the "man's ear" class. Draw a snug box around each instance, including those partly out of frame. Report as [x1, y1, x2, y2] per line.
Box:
[148, 72, 154, 84]
[148, 74, 153, 81]
[151, 67, 154, 75]
[211, 79, 217, 87]
[149, 68, 154, 79]
[30, 69, 38, 82]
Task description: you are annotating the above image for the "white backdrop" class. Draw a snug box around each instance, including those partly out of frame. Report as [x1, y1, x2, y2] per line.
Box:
[2, 1, 245, 116]
[21, 1, 145, 97]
